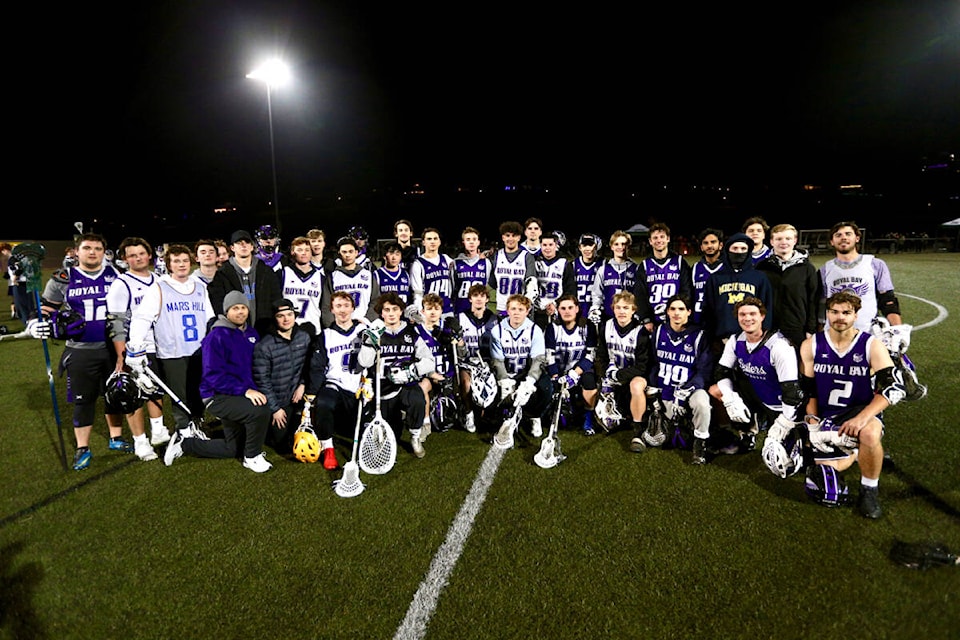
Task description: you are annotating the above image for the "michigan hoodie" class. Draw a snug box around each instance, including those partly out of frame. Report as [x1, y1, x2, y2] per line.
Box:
[702, 232, 774, 341]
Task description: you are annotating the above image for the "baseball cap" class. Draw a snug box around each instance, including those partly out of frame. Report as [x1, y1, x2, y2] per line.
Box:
[230, 230, 253, 244]
[272, 299, 296, 316]
[578, 233, 600, 246]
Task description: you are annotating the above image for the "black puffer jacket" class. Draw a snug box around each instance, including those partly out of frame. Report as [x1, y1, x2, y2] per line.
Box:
[252, 323, 314, 412]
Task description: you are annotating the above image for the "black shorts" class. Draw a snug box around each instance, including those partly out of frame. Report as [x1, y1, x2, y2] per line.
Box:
[60, 345, 113, 406]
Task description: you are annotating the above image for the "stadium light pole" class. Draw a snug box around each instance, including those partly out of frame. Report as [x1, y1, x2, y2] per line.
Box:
[246, 58, 290, 231]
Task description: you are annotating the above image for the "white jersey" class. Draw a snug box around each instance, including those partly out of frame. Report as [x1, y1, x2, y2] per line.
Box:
[326, 267, 374, 322]
[535, 256, 568, 308]
[490, 317, 545, 379]
[602, 318, 645, 369]
[152, 278, 211, 359]
[491, 250, 531, 313]
[281, 264, 324, 333]
[321, 322, 362, 394]
[106, 271, 157, 350]
[819, 255, 889, 330]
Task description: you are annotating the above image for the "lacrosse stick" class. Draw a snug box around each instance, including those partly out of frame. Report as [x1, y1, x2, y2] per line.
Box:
[534, 386, 569, 469]
[0, 328, 31, 342]
[492, 399, 523, 450]
[140, 366, 198, 423]
[15, 243, 68, 471]
[358, 354, 397, 475]
[334, 370, 368, 498]
[890, 540, 959, 570]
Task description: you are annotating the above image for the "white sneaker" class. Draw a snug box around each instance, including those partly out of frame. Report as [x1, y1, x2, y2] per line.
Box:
[163, 432, 183, 467]
[530, 418, 543, 438]
[181, 421, 210, 441]
[463, 411, 476, 433]
[135, 438, 158, 462]
[150, 427, 170, 446]
[243, 453, 273, 473]
[411, 436, 426, 459]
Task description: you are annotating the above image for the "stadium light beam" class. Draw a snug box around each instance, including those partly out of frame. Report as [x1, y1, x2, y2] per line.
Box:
[246, 58, 290, 231]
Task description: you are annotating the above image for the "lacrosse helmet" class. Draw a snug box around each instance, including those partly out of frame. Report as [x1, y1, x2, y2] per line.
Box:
[762, 426, 806, 478]
[594, 393, 623, 431]
[104, 371, 144, 414]
[469, 362, 498, 408]
[804, 464, 851, 507]
[53, 307, 86, 340]
[430, 394, 458, 432]
[347, 225, 369, 242]
[293, 426, 321, 464]
[254, 224, 280, 254]
[552, 230, 567, 249]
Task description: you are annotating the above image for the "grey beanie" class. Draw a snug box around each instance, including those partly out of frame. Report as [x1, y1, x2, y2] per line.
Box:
[223, 290, 250, 313]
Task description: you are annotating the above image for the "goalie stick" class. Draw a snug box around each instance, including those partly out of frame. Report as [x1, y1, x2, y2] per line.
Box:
[358, 353, 397, 475]
[534, 386, 569, 469]
[889, 540, 959, 570]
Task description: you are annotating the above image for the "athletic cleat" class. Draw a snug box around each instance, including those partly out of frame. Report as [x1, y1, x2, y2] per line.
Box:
[857, 486, 882, 519]
[185, 421, 210, 440]
[691, 437, 708, 465]
[243, 453, 273, 473]
[583, 412, 595, 434]
[463, 411, 476, 433]
[150, 427, 171, 446]
[629, 437, 646, 453]
[135, 439, 158, 462]
[108, 437, 134, 453]
[583, 427, 596, 437]
[163, 432, 184, 467]
[322, 447, 338, 470]
[530, 417, 542, 438]
[411, 436, 426, 459]
[72, 448, 92, 471]
[739, 433, 757, 453]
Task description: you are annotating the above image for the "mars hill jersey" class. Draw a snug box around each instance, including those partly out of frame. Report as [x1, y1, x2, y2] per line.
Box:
[811, 330, 876, 420]
[574, 258, 599, 317]
[154, 279, 209, 358]
[281, 264, 324, 333]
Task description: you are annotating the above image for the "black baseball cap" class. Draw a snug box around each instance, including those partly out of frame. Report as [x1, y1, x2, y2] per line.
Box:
[230, 230, 253, 244]
[272, 299, 296, 316]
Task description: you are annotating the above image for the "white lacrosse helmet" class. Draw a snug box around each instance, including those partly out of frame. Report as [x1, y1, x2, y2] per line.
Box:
[594, 393, 623, 431]
[762, 427, 805, 478]
[469, 362, 498, 408]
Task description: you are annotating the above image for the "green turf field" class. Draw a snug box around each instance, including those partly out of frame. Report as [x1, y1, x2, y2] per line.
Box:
[1, 253, 958, 639]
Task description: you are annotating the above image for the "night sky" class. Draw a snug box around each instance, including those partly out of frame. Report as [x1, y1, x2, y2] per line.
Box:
[16, 2, 959, 241]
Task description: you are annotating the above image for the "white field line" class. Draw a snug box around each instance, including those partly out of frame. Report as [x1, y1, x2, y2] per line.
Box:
[393, 444, 507, 640]
[899, 293, 948, 330]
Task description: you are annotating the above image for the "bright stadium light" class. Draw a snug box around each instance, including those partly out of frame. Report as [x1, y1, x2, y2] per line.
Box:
[247, 58, 291, 230]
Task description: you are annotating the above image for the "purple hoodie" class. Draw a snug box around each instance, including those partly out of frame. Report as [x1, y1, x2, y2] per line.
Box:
[199, 315, 260, 399]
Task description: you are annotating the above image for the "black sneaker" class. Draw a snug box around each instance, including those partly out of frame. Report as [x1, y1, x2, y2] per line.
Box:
[738, 432, 756, 453]
[858, 486, 882, 519]
[629, 437, 646, 453]
[691, 438, 708, 465]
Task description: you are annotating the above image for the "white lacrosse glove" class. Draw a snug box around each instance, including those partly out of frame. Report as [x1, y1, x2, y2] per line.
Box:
[766, 414, 795, 443]
[26, 318, 52, 340]
[133, 368, 158, 395]
[387, 363, 419, 385]
[403, 305, 423, 325]
[125, 342, 150, 373]
[600, 376, 619, 396]
[887, 324, 912, 354]
[673, 385, 694, 403]
[513, 377, 537, 407]
[498, 378, 516, 400]
[557, 369, 581, 390]
[360, 320, 385, 350]
[587, 306, 602, 325]
[722, 392, 752, 423]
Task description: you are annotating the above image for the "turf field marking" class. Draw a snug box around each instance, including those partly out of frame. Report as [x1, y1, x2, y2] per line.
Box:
[394, 444, 507, 640]
[900, 293, 948, 330]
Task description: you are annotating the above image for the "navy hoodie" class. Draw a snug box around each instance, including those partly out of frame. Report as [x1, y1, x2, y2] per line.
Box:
[701, 232, 774, 341]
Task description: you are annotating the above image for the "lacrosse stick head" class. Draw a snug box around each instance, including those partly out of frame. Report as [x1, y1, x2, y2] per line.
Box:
[493, 406, 521, 449]
[533, 436, 558, 468]
[334, 461, 365, 497]
[469, 361, 498, 408]
[293, 426, 321, 464]
[594, 392, 622, 432]
[11, 243, 46, 293]
[642, 405, 669, 447]
[358, 416, 397, 475]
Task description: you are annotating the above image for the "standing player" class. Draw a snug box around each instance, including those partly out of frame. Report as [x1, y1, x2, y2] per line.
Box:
[588, 230, 644, 328]
[521, 217, 544, 255]
[800, 291, 903, 519]
[191, 239, 220, 285]
[488, 221, 538, 317]
[573, 233, 602, 319]
[393, 219, 420, 268]
[254, 224, 284, 272]
[409, 228, 456, 318]
[305, 228, 329, 270]
[633, 222, 693, 329]
[757, 223, 821, 353]
[343, 226, 374, 271]
[128, 244, 214, 445]
[452, 226, 492, 316]
[321, 237, 379, 328]
[374, 242, 412, 304]
[819, 221, 906, 333]
[691, 228, 725, 327]
[533, 231, 577, 329]
[546, 294, 599, 435]
[207, 229, 283, 337]
[39, 234, 132, 470]
[743, 216, 773, 265]
[106, 237, 167, 459]
[279, 236, 325, 334]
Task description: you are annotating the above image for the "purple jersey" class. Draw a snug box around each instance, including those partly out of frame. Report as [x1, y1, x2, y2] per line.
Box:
[574, 258, 600, 316]
[453, 257, 490, 315]
[598, 261, 639, 316]
[66, 265, 119, 344]
[811, 330, 876, 420]
[730, 331, 796, 411]
[375, 266, 411, 304]
[651, 324, 706, 402]
[417, 255, 454, 314]
[691, 260, 724, 326]
[641, 255, 686, 323]
[417, 324, 451, 377]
